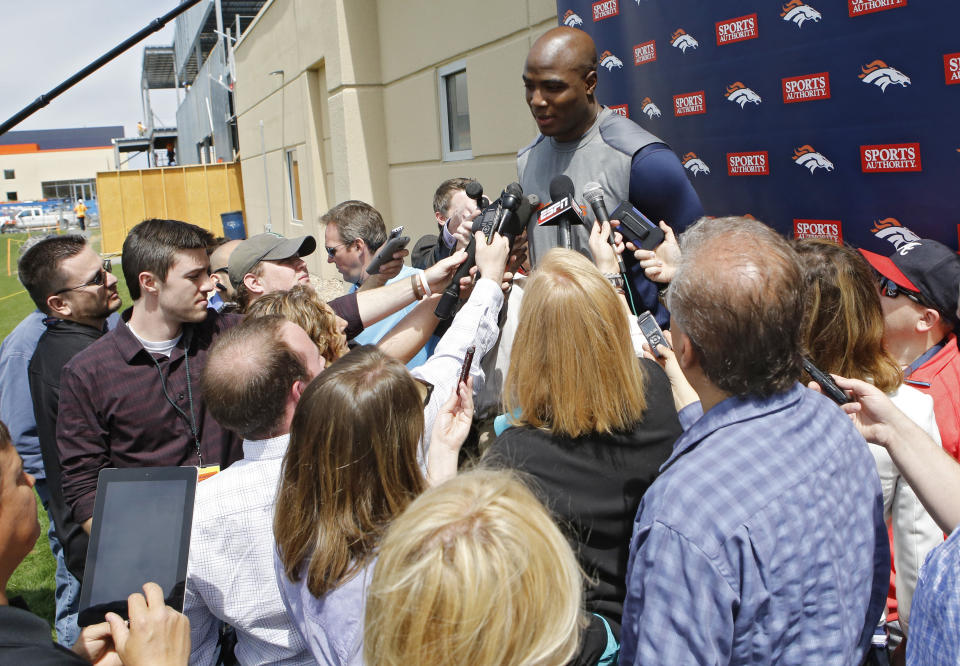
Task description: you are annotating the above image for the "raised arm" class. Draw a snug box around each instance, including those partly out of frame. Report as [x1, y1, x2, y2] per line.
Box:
[354, 250, 466, 326]
[834, 374, 960, 533]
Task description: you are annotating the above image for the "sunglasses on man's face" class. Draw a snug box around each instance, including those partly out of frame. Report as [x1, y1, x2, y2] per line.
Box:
[54, 259, 112, 295]
[877, 275, 929, 308]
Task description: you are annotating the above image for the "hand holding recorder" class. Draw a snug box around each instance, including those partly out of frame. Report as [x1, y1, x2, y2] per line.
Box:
[628, 220, 680, 284]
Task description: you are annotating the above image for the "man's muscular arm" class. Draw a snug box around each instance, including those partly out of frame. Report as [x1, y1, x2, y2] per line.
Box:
[628, 144, 704, 234]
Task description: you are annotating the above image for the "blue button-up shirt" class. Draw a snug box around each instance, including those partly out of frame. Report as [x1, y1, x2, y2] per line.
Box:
[907, 526, 960, 665]
[0, 310, 47, 478]
[621, 383, 889, 665]
[350, 264, 433, 368]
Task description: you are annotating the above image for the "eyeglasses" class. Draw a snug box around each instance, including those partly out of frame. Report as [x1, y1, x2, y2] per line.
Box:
[877, 275, 930, 308]
[325, 243, 346, 259]
[55, 259, 112, 295]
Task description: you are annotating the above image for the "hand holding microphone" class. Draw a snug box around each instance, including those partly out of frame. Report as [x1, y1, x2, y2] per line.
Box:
[588, 215, 626, 276]
[583, 181, 626, 275]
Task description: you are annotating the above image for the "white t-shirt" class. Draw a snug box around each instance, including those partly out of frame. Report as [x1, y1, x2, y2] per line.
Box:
[127, 324, 182, 358]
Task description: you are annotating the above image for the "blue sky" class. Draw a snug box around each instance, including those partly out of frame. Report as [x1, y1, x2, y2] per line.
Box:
[0, 1, 180, 139]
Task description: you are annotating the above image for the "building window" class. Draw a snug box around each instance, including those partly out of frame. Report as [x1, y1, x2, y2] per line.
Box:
[42, 178, 97, 202]
[6, 192, 17, 202]
[438, 61, 472, 161]
[286, 148, 304, 222]
[3, 170, 14, 180]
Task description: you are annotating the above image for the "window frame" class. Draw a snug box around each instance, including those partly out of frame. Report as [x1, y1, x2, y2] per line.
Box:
[437, 60, 472, 162]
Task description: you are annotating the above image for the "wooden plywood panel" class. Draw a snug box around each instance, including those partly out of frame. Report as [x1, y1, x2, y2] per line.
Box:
[95, 163, 246, 254]
[140, 170, 167, 221]
[119, 171, 147, 238]
[207, 166, 231, 218]
[183, 166, 215, 233]
[164, 169, 189, 222]
[96, 172, 125, 255]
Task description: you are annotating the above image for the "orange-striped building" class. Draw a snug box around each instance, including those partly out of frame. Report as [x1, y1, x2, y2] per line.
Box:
[0, 127, 122, 203]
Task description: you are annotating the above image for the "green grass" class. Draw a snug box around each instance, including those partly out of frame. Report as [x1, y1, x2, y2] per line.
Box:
[2, 229, 130, 637]
[7, 492, 57, 633]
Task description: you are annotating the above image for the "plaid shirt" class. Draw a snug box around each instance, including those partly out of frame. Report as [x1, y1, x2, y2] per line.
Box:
[184, 434, 312, 666]
[57, 309, 245, 523]
[621, 384, 889, 665]
[907, 526, 960, 665]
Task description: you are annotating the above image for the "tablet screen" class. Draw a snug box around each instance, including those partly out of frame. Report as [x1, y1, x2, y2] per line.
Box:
[78, 468, 196, 625]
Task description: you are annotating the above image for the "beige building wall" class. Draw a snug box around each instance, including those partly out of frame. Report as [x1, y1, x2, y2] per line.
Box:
[0, 148, 115, 201]
[234, 0, 557, 283]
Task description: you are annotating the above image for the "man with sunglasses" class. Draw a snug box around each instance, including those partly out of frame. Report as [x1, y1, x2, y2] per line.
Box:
[207, 238, 242, 312]
[860, 240, 960, 461]
[16, 235, 122, 645]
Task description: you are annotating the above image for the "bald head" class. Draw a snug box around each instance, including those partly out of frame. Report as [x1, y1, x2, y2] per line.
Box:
[527, 27, 597, 74]
[523, 28, 600, 141]
[202, 315, 312, 439]
[667, 217, 805, 398]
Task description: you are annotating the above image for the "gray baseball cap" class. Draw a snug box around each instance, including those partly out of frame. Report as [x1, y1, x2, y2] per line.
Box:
[228, 232, 316, 287]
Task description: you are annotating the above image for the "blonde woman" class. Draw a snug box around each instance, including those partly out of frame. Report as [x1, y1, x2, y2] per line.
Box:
[484, 243, 681, 657]
[364, 469, 587, 666]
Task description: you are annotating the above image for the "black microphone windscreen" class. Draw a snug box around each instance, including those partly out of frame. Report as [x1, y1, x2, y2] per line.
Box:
[506, 197, 533, 234]
[549, 174, 575, 202]
[465, 181, 483, 199]
[505, 182, 523, 198]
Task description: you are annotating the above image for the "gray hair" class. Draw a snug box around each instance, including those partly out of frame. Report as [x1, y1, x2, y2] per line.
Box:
[667, 216, 805, 398]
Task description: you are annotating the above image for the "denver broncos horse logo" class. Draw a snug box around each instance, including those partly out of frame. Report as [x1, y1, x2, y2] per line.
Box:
[780, 1, 822, 28]
[562, 10, 583, 27]
[599, 51, 624, 71]
[724, 82, 762, 108]
[871, 217, 921, 252]
[681, 152, 710, 176]
[793, 145, 834, 173]
[859, 60, 911, 92]
[641, 97, 661, 119]
[671, 29, 699, 53]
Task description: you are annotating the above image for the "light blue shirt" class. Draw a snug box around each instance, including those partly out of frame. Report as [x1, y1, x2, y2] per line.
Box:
[622, 384, 889, 665]
[275, 554, 373, 666]
[0, 310, 46, 478]
[907, 526, 960, 664]
[350, 264, 433, 368]
[0, 310, 119, 480]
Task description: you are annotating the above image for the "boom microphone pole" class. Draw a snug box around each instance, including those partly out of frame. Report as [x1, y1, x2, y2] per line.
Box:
[0, 0, 204, 137]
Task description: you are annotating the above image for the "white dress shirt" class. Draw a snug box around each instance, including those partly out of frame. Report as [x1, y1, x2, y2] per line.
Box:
[411, 276, 504, 462]
[184, 434, 313, 665]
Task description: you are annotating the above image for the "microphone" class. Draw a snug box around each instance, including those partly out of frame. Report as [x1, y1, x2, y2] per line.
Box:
[489, 183, 523, 243]
[583, 181, 626, 274]
[465, 180, 485, 212]
[499, 193, 538, 246]
[537, 175, 585, 250]
[434, 212, 492, 320]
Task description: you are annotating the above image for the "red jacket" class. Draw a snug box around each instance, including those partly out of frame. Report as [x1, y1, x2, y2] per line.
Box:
[906, 334, 960, 461]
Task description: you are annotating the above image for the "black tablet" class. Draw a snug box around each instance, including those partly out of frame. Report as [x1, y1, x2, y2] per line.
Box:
[77, 466, 198, 626]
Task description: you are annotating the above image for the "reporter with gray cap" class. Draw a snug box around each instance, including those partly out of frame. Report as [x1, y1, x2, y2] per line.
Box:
[229, 233, 317, 311]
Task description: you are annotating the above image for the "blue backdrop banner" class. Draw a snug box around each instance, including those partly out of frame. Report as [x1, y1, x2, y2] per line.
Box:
[556, 0, 960, 253]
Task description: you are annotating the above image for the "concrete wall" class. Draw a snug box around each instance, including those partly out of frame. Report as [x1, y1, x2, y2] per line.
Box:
[234, 0, 556, 282]
[0, 148, 115, 202]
